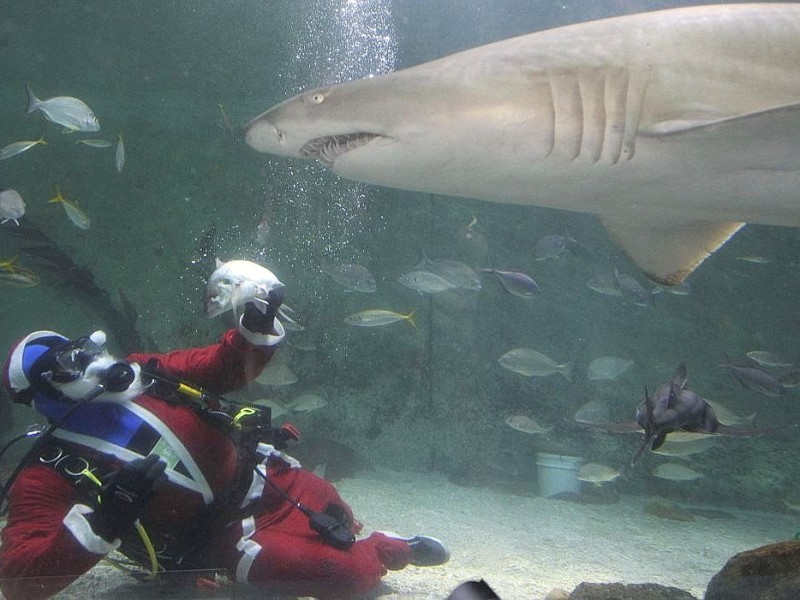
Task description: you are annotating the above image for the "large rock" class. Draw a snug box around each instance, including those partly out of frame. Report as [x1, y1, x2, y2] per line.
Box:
[705, 540, 800, 599]
[568, 582, 697, 599]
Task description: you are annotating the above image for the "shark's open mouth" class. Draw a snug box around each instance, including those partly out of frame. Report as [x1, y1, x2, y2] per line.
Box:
[299, 132, 383, 166]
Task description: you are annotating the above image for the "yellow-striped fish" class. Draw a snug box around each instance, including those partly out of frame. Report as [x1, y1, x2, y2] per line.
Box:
[0, 135, 46, 161]
[344, 309, 416, 328]
[0, 255, 41, 287]
[49, 186, 90, 230]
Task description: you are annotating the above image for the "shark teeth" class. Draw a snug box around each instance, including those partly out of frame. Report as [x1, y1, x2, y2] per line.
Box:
[300, 132, 381, 166]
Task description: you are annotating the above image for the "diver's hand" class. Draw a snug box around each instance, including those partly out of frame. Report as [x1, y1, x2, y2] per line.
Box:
[89, 455, 167, 542]
[242, 284, 285, 334]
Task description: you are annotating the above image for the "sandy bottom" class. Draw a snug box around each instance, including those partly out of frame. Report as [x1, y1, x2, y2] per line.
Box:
[45, 470, 796, 599]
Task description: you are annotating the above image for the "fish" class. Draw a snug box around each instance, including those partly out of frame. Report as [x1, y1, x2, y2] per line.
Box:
[255, 363, 298, 386]
[415, 255, 481, 291]
[344, 309, 416, 328]
[498, 348, 572, 382]
[0, 189, 26, 225]
[287, 393, 327, 412]
[252, 398, 288, 418]
[204, 258, 284, 320]
[48, 186, 90, 230]
[26, 86, 99, 132]
[577, 463, 621, 485]
[244, 4, 800, 286]
[482, 269, 539, 298]
[0, 136, 46, 161]
[651, 436, 717, 458]
[504, 414, 552, 434]
[613, 268, 652, 307]
[535, 234, 578, 260]
[704, 399, 755, 427]
[587, 356, 635, 381]
[572, 399, 611, 425]
[586, 273, 623, 297]
[780, 371, 800, 388]
[735, 255, 771, 264]
[745, 350, 793, 368]
[0, 256, 40, 287]
[323, 263, 376, 293]
[722, 356, 786, 397]
[115, 133, 125, 173]
[75, 139, 112, 148]
[651, 281, 692, 296]
[397, 270, 456, 294]
[632, 363, 719, 464]
[652, 462, 704, 482]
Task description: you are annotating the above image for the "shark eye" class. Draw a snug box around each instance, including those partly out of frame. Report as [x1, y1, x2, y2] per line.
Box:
[310, 92, 325, 104]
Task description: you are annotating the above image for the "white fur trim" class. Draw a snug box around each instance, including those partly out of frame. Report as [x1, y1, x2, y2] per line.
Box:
[237, 317, 285, 347]
[239, 443, 301, 509]
[235, 539, 261, 582]
[63, 504, 120, 554]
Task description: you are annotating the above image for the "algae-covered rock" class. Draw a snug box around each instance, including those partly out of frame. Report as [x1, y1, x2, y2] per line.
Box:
[705, 540, 800, 599]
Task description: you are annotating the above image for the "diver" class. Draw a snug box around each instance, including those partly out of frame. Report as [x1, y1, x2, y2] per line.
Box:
[0, 280, 449, 599]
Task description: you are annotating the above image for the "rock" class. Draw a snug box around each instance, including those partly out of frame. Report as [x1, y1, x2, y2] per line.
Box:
[705, 540, 800, 599]
[568, 582, 697, 599]
[544, 588, 570, 600]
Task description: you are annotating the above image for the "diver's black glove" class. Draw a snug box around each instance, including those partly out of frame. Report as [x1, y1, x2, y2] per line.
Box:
[242, 284, 285, 334]
[89, 455, 167, 542]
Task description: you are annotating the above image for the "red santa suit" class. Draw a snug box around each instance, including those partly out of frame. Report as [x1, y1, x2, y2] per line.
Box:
[0, 327, 413, 599]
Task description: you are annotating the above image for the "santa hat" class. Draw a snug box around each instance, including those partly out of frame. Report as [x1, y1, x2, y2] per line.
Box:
[2, 330, 69, 403]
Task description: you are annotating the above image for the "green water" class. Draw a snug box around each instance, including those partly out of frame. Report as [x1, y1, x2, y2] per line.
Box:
[1, 1, 799, 597]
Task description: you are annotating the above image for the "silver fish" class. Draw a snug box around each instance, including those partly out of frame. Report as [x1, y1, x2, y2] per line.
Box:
[482, 269, 539, 298]
[115, 133, 125, 173]
[244, 4, 800, 286]
[613, 268, 653, 307]
[498, 348, 572, 382]
[745, 350, 793, 368]
[75, 139, 112, 148]
[504, 414, 552, 434]
[324, 263, 376, 293]
[0, 189, 25, 225]
[587, 356, 635, 381]
[287, 393, 327, 412]
[205, 259, 284, 319]
[578, 463, 621, 484]
[398, 270, 455, 294]
[586, 273, 623, 297]
[652, 462, 704, 481]
[0, 136, 46, 161]
[535, 234, 578, 260]
[26, 86, 99, 132]
[416, 256, 481, 291]
[572, 400, 611, 425]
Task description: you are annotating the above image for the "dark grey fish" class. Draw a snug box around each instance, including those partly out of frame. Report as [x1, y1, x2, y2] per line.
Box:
[482, 268, 539, 297]
[722, 356, 786, 397]
[633, 362, 719, 464]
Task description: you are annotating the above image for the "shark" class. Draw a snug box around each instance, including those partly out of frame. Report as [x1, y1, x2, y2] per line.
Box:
[244, 4, 800, 285]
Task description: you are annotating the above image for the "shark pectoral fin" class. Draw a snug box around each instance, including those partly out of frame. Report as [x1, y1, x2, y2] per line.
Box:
[602, 217, 744, 285]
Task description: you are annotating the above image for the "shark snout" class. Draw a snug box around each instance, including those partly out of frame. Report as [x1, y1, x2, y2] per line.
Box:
[244, 115, 285, 153]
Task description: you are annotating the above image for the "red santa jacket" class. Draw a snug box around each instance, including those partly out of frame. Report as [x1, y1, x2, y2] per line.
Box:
[0, 328, 276, 600]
